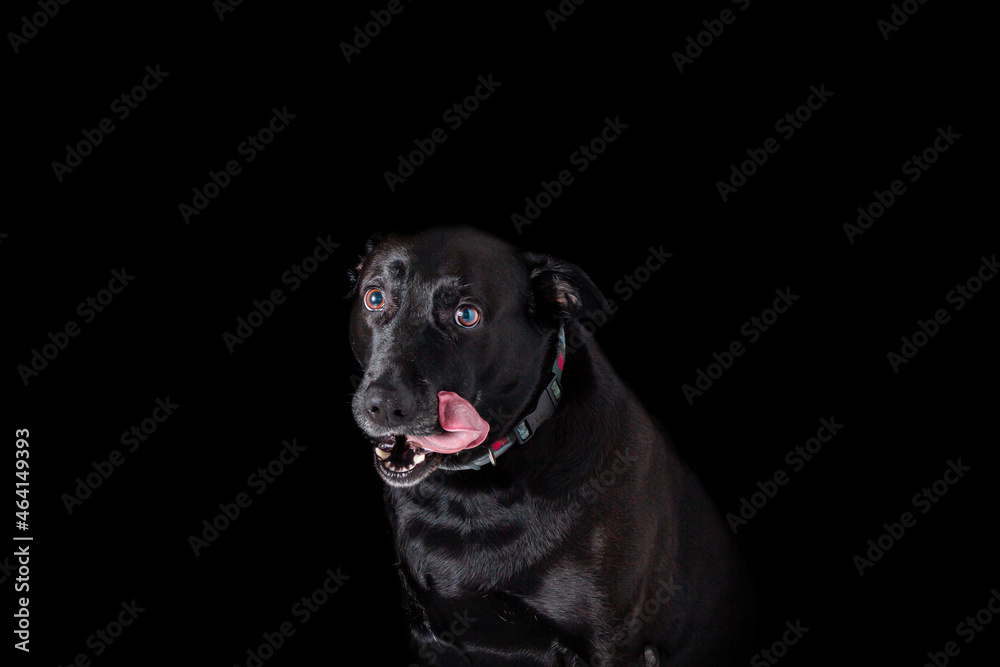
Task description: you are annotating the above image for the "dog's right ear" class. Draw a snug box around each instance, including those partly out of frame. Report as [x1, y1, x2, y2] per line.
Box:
[345, 232, 383, 298]
[524, 252, 607, 329]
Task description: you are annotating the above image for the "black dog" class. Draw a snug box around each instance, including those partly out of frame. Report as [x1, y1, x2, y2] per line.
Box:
[349, 226, 755, 666]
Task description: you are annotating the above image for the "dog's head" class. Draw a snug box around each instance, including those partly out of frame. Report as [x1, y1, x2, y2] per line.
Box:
[348, 225, 603, 487]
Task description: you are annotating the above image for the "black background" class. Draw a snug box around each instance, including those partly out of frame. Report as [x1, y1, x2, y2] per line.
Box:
[5, 0, 996, 665]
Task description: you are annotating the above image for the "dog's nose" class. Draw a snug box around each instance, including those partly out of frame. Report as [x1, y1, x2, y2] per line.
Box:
[364, 382, 415, 429]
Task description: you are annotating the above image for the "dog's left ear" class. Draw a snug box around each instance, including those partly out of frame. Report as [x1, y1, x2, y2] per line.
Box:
[525, 252, 607, 328]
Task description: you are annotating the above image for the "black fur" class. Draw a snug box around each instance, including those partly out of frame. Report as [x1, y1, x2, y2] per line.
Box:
[349, 226, 756, 665]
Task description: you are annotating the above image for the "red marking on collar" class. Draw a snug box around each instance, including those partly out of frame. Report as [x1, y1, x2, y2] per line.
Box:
[558, 355, 564, 370]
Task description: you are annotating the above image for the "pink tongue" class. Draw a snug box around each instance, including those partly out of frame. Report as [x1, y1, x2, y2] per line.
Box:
[407, 391, 490, 454]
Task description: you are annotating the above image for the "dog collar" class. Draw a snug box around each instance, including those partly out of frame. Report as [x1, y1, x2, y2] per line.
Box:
[452, 326, 565, 471]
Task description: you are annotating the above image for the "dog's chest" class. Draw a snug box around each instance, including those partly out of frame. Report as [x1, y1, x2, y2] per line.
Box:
[391, 490, 576, 597]
[393, 496, 618, 659]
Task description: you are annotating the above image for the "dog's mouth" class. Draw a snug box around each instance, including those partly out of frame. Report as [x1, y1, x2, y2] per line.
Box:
[369, 391, 491, 487]
[372, 434, 442, 485]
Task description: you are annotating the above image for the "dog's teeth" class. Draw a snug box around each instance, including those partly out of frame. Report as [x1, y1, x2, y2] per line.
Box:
[376, 445, 427, 475]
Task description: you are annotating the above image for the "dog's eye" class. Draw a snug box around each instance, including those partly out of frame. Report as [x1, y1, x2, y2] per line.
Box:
[455, 305, 481, 328]
[364, 288, 386, 311]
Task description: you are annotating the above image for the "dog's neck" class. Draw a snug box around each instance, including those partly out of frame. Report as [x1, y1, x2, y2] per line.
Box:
[449, 326, 567, 471]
